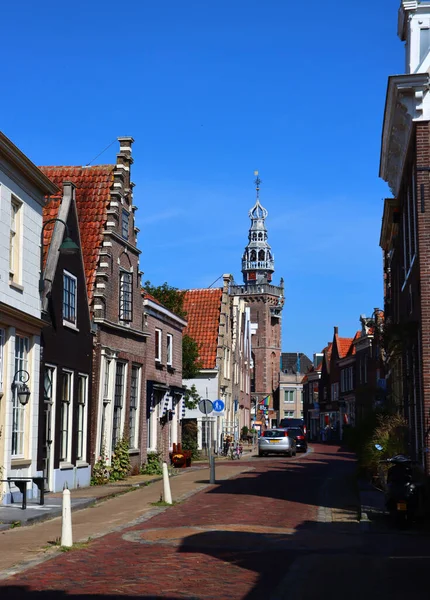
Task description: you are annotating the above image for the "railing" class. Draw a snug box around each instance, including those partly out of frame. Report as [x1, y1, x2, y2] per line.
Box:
[242, 260, 274, 271]
[231, 282, 284, 297]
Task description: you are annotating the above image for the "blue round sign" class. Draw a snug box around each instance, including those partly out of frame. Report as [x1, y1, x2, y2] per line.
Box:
[212, 399, 225, 412]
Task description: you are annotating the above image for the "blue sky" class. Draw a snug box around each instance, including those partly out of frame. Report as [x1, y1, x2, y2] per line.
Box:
[2, 0, 404, 358]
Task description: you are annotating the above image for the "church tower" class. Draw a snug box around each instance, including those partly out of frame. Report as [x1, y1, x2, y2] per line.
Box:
[231, 173, 284, 429]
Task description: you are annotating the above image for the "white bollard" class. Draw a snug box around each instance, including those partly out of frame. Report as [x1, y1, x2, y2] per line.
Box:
[61, 483, 73, 547]
[162, 462, 173, 505]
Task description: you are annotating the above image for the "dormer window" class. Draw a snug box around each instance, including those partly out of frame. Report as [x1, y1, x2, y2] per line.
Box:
[122, 209, 129, 240]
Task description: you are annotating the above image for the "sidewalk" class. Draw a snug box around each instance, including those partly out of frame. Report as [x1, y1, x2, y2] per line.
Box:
[0, 461, 254, 579]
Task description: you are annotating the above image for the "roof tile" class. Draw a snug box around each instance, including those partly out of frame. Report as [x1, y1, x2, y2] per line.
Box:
[183, 289, 223, 370]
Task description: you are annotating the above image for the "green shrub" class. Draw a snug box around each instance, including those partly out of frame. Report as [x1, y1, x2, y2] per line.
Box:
[361, 413, 408, 476]
[91, 447, 111, 485]
[141, 452, 163, 475]
[181, 419, 200, 460]
[110, 437, 131, 481]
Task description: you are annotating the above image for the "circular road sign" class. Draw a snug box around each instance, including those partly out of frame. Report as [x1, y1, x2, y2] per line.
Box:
[212, 399, 225, 413]
[198, 399, 213, 415]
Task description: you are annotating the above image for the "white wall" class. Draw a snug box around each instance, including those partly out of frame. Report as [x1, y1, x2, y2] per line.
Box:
[0, 171, 43, 317]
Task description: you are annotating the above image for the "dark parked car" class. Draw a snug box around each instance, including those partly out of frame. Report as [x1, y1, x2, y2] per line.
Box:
[283, 427, 308, 453]
[279, 418, 306, 435]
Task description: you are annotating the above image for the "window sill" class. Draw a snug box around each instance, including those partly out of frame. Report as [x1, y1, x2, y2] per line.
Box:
[128, 448, 140, 455]
[59, 462, 74, 470]
[155, 362, 165, 370]
[9, 280, 24, 293]
[63, 320, 79, 332]
[76, 461, 89, 468]
[167, 365, 175, 373]
[11, 458, 31, 468]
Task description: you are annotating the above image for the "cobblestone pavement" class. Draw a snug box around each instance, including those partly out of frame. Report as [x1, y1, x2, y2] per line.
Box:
[2, 445, 430, 600]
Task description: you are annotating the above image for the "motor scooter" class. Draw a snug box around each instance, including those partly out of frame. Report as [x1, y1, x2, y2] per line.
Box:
[375, 444, 427, 523]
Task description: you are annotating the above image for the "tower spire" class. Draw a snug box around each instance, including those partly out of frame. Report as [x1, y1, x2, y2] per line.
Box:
[241, 172, 274, 285]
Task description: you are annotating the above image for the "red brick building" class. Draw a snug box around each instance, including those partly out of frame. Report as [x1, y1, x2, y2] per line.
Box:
[379, 1, 430, 469]
[143, 292, 187, 462]
[41, 138, 150, 471]
[230, 175, 284, 430]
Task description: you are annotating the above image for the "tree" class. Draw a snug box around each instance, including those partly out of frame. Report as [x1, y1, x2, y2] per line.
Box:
[143, 281, 186, 318]
[184, 383, 200, 409]
[143, 281, 202, 378]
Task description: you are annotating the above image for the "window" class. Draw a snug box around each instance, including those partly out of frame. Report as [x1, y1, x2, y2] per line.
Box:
[284, 410, 294, 417]
[122, 209, 129, 240]
[12, 336, 29, 456]
[420, 28, 430, 65]
[331, 382, 339, 401]
[166, 334, 173, 366]
[119, 271, 133, 321]
[63, 271, 77, 325]
[76, 375, 88, 461]
[112, 362, 125, 451]
[284, 390, 294, 403]
[129, 365, 140, 448]
[0, 328, 4, 394]
[9, 198, 21, 283]
[60, 371, 73, 462]
[155, 329, 162, 362]
[103, 358, 111, 400]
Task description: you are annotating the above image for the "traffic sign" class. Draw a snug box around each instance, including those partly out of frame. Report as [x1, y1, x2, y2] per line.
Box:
[198, 399, 213, 415]
[212, 399, 225, 413]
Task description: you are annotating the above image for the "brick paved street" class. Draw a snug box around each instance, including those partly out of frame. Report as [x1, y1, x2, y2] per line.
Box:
[2, 445, 430, 600]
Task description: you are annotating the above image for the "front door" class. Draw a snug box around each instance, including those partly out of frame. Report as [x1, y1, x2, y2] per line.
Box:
[43, 367, 55, 491]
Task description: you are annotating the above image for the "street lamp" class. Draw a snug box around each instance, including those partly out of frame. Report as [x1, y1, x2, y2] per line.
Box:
[11, 369, 31, 406]
[39, 218, 79, 292]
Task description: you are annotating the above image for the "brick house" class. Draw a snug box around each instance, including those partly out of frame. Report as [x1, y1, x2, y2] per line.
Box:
[278, 353, 312, 424]
[39, 182, 93, 492]
[0, 132, 58, 505]
[40, 138, 150, 472]
[143, 291, 187, 462]
[379, 1, 430, 468]
[302, 354, 323, 441]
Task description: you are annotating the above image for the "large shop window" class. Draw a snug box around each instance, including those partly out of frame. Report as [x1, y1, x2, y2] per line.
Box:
[129, 365, 140, 448]
[112, 362, 125, 451]
[63, 271, 77, 325]
[12, 335, 29, 456]
[60, 371, 73, 462]
[77, 374, 88, 461]
[119, 271, 133, 322]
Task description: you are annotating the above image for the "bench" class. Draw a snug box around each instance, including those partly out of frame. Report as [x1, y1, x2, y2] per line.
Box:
[1, 477, 46, 510]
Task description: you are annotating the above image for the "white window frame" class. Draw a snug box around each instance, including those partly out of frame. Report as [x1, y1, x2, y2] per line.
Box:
[9, 197, 22, 285]
[63, 270, 77, 327]
[12, 335, 29, 457]
[119, 270, 133, 322]
[166, 334, 173, 366]
[155, 329, 162, 362]
[112, 361, 126, 451]
[60, 370, 73, 464]
[129, 365, 140, 449]
[284, 390, 294, 403]
[76, 374, 89, 462]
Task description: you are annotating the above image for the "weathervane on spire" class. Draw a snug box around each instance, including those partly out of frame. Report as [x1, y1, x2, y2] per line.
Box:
[254, 170, 261, 200]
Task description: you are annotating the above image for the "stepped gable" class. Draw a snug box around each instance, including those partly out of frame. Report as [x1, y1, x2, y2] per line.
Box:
[40, 165, 115, 303]
[182, 288, 223, 370]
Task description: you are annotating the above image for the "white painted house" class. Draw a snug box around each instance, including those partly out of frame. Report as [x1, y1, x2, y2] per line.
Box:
[0, 132, 58, 504]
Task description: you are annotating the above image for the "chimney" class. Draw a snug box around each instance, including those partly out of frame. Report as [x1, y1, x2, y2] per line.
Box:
[334, 326, 338, 335]
[222, 273, 233, 294]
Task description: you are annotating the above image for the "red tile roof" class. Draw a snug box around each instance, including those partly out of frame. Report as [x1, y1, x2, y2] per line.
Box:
[337, 336, 354, 359]
[40, 165, 114, 303]
[183, 289, 223, 370]
[142, 290, 163, 306]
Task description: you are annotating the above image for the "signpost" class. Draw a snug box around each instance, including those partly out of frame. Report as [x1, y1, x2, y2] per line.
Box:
[198, 399, 215, 483]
